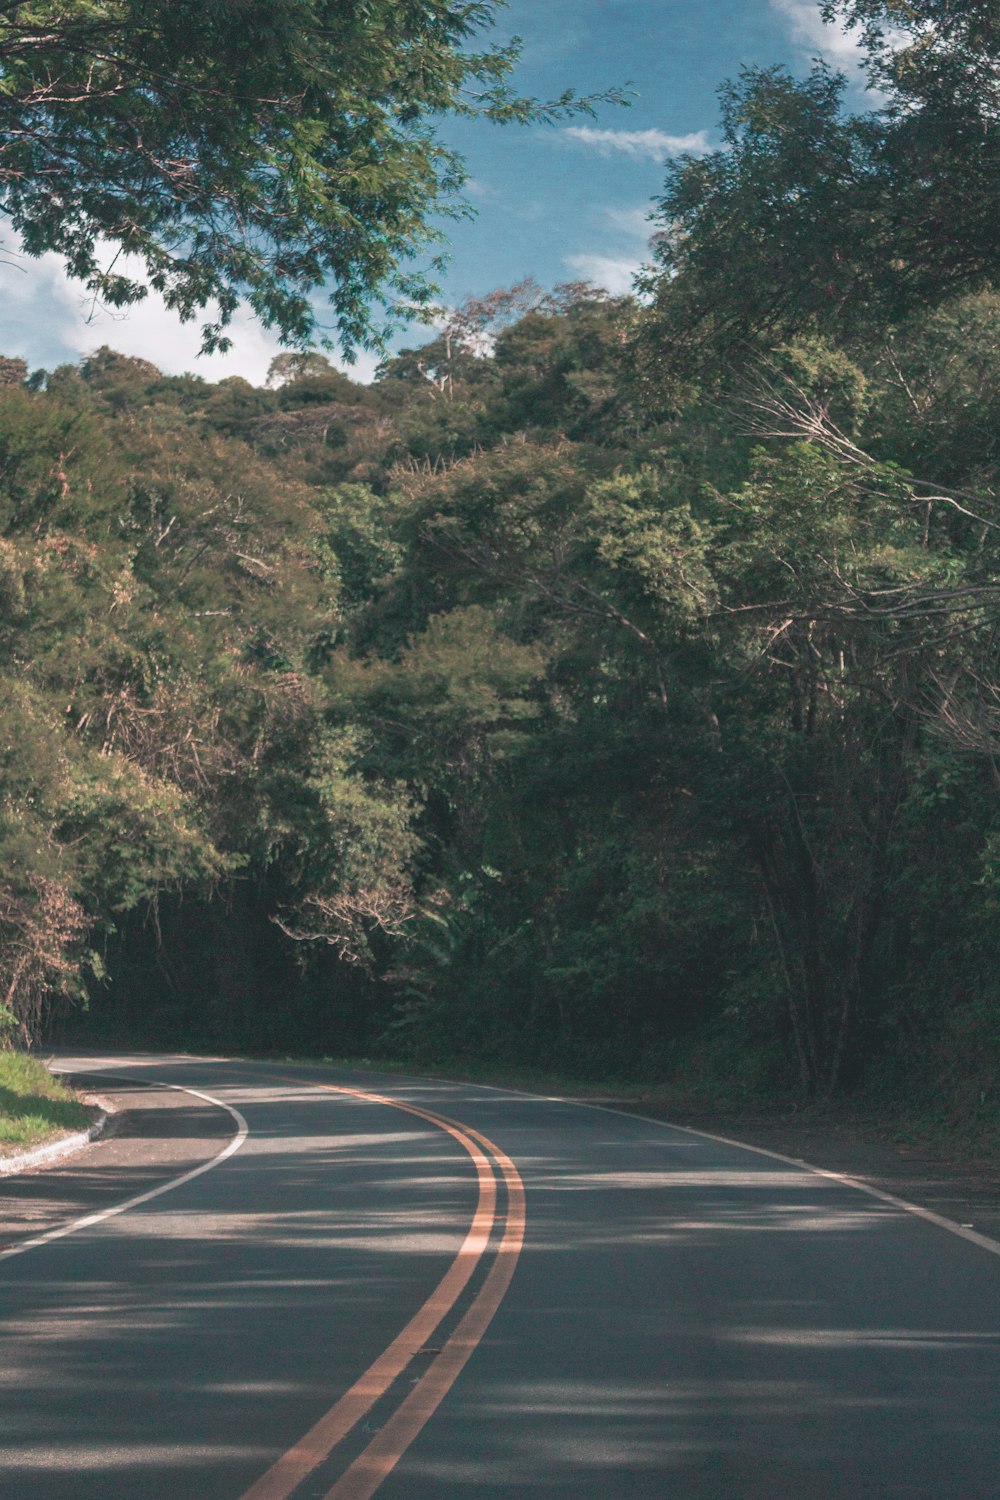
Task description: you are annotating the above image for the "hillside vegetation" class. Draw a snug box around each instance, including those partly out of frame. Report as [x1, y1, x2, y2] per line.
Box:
[4, 1, 1000, 1119]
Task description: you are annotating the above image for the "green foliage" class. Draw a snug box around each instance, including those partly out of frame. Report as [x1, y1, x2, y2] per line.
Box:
[0, 357, 424, 1040]
[638, 3, 1000, 384]
[6, 0, 1000, 1119]
[0, 2, 625, 355]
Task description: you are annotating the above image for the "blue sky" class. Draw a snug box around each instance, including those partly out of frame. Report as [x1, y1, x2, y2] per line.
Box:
[431, 0, 854, 308]
[0, 0, 865, 384]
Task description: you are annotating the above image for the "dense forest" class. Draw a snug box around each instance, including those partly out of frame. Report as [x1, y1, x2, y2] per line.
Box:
[5, 0, 1000, 1110]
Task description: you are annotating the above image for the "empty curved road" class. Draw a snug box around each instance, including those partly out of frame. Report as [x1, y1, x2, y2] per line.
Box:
[2, 1053, 999, 1498]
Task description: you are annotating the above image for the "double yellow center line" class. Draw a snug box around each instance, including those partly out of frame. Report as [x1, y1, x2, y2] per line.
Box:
[240, 1079, 526, 1500]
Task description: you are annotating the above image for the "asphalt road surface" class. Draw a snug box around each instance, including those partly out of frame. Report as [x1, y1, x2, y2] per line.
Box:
[2, 1053, 999, 1498]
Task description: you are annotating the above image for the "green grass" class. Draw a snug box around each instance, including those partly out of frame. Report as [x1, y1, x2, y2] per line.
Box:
[875, 1103, 1000, 1173]
[0, 1051, 94, 1151]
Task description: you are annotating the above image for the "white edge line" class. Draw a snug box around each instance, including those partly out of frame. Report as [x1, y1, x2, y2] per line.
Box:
[46, 1053, 1000, 1263]
[0, 1079, 249, 1265]
[519, 1092, 1000, 1261]
[327, 1064, 1000, 1261]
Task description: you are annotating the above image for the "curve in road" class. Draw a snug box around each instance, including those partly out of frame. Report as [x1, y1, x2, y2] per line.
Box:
[0, 1076, 249, 1265]
[2, 1052, 999, 1500]
[240, 1075, 525, 1500]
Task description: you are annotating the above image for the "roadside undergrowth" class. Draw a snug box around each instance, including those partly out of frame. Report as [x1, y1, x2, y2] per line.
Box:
[0, 1051, 93, 1150]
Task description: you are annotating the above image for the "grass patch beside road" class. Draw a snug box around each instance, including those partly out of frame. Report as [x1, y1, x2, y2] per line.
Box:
[0, 1051, 93, 1150]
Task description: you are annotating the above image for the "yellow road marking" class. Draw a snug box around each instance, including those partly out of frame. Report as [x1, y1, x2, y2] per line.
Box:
[323, 1125, 525, 1500]
[239, 1081, 523, 1500]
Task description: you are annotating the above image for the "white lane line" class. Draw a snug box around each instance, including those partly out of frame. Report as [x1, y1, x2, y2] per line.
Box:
[0, 1079, 249, 1265]
[535, 1097, 1000, 1260]
[348, 1067, 1000, 1261]
[660, 1117, 1000, 1258]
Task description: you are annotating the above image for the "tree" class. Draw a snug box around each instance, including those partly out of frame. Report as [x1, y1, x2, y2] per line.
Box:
[0, 1, 623, 355]
[266, 353, 338, 390]
[830, 0, 1000, 102]
[637, 0, 1000, 383]
[379, 279, 551, 403]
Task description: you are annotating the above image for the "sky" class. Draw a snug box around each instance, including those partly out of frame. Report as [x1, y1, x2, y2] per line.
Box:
[0, 0, 867, 386]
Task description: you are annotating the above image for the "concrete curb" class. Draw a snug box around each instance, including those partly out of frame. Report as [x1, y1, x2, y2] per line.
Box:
[0, 1106, 110, 1178]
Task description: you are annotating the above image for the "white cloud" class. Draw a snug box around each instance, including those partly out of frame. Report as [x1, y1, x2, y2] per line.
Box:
[605, 205, 655, 241]
[0, 243, 87, 370]
[770, 0, 865, 70]
[464, 177, 498, 200]
[66, 288, 292, 386]
[562, 253, 643, 298]
[563, 127, 712, 163]
[0, 237, 380, 385]
[560, 203, 659, 301]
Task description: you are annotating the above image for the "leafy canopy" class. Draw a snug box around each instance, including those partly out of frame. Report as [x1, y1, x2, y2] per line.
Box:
[0, 1, 624, 355]
[639, 0, 1000, 381]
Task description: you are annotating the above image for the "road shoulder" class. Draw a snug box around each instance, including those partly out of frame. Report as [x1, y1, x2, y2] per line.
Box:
[0, 1076, 236, 1252]
[596, 1099, 1000, 1243]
